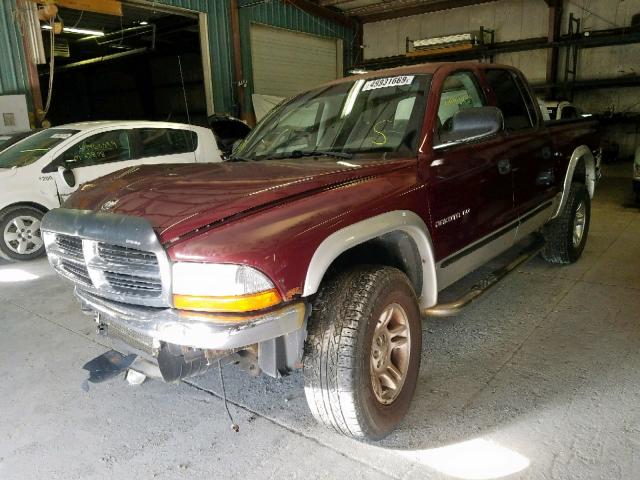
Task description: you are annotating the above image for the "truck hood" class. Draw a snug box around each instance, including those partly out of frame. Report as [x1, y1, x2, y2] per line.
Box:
[67, 158, 414, 243]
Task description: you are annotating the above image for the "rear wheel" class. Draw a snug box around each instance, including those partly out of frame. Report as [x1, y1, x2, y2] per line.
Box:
[0, 207, 45, 261]
[303, 265, 422, 440]
[542, 182, 590, 264]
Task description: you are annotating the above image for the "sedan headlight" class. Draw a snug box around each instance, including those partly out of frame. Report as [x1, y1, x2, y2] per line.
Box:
[172, 263, 281, 313]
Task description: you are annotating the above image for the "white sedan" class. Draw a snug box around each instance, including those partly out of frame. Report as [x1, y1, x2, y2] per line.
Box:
[0, 121, 222, 261]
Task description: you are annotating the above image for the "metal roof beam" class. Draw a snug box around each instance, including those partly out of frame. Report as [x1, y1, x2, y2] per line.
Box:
[358, 0, 498, 23]
[283, 0, 356, 27]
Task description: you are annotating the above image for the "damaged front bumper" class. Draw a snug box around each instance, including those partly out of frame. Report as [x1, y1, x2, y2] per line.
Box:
[76, 287, 309, 380]
[77, 287, 306, 350]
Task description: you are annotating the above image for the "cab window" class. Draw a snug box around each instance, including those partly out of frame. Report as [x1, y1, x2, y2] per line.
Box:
[59, 130, 132, 168]
[436, 71, 485, 144]
[485, 69, 534, 131]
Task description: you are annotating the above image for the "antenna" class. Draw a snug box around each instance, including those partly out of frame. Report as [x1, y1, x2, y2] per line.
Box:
[177, 55, 197, 162]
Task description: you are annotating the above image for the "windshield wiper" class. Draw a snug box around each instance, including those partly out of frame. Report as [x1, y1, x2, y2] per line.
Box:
[226, 155, 252, 162]
[260, 150, 354, 161]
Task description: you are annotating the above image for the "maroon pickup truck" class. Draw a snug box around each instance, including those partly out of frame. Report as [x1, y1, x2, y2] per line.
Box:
[42, 62, 599, 440]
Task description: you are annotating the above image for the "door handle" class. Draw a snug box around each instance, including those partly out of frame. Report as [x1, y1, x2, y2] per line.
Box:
[498, 158, 511, 175]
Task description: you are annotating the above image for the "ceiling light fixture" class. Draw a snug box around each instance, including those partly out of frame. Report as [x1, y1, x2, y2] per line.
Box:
[41, 24, 105, 37]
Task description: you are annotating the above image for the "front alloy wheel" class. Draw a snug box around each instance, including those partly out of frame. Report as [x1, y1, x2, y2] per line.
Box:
[370, 303, 411, 405]
[303, 265, 422, 440]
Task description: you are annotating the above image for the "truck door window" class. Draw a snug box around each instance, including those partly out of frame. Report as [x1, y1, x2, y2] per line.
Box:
[59, 130, 132, 168]
[136, 128, 198, 157]
[485, 69, 534, 131]
[436, 71, 485, 144]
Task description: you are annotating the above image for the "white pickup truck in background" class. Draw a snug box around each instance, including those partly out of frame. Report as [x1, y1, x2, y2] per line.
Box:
[539, 99, 585, 121]
[0, 121, 222, 261]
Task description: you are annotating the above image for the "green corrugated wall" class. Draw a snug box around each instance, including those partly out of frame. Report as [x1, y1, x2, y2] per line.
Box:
[0, 1, 30, 98]
[0, 0, 353, 117]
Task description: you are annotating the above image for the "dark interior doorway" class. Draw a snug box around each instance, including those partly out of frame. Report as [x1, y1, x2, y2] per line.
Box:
[39, 2, 209, 127]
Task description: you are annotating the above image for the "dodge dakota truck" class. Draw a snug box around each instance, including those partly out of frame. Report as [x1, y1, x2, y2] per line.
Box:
[42, 62, 599, 440]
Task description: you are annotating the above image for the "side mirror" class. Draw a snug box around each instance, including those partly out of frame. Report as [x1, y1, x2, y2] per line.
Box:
[435, 106, 504, 149]
[57, 165, 76, 188]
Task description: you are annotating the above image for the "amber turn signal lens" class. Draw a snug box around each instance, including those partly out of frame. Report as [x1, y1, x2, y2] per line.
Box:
[173, 289, 282, 313]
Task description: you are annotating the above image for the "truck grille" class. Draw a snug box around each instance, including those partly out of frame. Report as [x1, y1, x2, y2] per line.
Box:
[46, 232, 168, 307]
[60, 259, 92, 286]
[103, 271, 163, 297]
[98, 243, 158, 267]
[56, 235, 83, 260]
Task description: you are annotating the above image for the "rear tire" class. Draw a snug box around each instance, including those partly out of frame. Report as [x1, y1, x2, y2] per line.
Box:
[0, 207, 45, 261]
[303, 265, 422, 440]
[541, 182, 590, 264]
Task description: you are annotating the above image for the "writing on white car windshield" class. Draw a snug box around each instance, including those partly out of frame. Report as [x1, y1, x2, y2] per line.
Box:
[234, 74, 431, 161]
[0, 129, 79, 169]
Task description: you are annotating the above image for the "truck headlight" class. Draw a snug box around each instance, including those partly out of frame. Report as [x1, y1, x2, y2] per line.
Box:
[172, 263, 281, 313]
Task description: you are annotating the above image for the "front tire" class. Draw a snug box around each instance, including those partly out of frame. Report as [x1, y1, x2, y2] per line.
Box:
[303, 266, 422, 440]
[0, 207, 45, 261]
[542, 182, 590, 264]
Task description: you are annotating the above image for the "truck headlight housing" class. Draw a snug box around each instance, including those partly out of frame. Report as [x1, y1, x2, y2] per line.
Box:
[172, 263, 281, 313]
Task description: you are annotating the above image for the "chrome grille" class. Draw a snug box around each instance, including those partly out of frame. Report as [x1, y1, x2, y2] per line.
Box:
[42, 210, 171, 308]
[98, 243, 158, 268]
[46, 232, 168, 307]
[56, 234, 83, 261]
[103, 270, 162, 297]
[60, 259, 92, 286]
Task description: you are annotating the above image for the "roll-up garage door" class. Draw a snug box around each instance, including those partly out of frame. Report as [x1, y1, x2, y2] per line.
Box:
[250, 24, 343, 98]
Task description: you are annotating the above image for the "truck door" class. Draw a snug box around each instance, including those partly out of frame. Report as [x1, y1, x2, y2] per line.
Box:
[484, 69, 556, 218]
[427, 70, 517, 262]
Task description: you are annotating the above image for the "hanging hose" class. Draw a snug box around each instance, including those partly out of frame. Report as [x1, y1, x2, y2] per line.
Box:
[42, 16, 56, 119]
[218, 359, 239, 432]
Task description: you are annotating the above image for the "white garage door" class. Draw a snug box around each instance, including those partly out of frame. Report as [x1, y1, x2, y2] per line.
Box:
[250, 24, 343, 99]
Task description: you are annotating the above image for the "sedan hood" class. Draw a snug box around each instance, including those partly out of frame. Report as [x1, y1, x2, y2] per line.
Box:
[67, 158, 413, 243]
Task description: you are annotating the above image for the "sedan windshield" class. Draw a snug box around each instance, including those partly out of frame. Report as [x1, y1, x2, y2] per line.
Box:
[235, 74, 431, 161]
[0, 129, 79, 169]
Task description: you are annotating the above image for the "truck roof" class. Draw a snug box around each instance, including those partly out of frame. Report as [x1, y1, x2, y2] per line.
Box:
[330, 61, 517, 85]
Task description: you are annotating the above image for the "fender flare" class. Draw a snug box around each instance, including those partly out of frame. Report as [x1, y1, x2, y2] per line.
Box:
[551, 145, 595, 219]
[302, 210, 438, 309]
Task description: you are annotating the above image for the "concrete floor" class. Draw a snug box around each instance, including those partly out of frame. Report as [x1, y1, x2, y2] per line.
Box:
[1, 163, 639, 480]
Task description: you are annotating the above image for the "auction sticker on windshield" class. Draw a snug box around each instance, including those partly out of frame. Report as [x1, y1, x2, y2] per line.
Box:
[362, 76, 414, 91]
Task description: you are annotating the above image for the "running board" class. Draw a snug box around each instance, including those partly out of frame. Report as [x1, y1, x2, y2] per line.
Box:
[422, 237, 545, 318]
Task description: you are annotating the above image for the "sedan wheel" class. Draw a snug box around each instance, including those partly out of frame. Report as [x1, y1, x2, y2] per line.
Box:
[0, 208, 45, 261]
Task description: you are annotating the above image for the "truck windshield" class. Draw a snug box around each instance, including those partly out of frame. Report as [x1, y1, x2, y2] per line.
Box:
[235, 74, 431, 161]
[0, 129, 79, 169]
